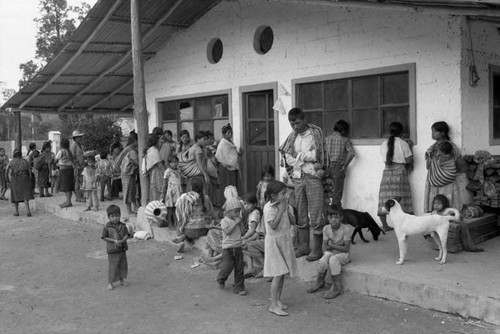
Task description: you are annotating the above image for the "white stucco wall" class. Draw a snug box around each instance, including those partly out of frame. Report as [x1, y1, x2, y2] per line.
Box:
[461, 19, 500, 154]
[144, 0, 468, 218]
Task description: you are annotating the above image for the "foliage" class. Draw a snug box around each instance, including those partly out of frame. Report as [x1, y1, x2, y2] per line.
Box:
[18, 0, 90, 89]
[76, 115, 122, 154]
[18, 61, 42, 89]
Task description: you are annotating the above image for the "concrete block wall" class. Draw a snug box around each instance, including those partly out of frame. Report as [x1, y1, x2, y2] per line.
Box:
[144, 0, 475, 217]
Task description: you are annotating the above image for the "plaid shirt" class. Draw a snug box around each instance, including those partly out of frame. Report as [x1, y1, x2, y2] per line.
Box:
[325, 132, 355, 167]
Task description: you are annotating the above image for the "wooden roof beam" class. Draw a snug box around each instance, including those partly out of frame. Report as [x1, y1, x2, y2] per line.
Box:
[89, 77, 134, 110]
[19, 0, 124, 109]
[87, 15, 190, 28]
[62, 50, 156, 56]
[37, 73, 133, 78]
[262, 0, 500, 17]
[57, 0, 186, 112]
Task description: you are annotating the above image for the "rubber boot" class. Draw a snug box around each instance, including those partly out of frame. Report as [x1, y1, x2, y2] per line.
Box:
[294, 228, 310, 258]
[322, 273, 342, 299]
[306, 231, 323, 262]
[306, 271, 327, 293]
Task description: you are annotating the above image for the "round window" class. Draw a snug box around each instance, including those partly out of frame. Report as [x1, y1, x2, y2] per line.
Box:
[207, 38, 223, 64]
[254, 26, 274, 55]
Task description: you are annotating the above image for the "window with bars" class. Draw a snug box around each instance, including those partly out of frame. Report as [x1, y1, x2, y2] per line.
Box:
[295, 64, 415, 143]
[158, 94, 229, 141]
[491, 65, 500, 144]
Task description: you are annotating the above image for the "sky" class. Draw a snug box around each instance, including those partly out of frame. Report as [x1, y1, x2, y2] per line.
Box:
[0, 0, 97, 91]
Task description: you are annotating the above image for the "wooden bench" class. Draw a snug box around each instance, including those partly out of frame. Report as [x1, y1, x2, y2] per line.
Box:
[427, 213, 500, 253]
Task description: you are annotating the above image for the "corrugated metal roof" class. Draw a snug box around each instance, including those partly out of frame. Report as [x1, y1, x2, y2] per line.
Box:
[2, 0, 500, 114]
[2, 0, 222, 114]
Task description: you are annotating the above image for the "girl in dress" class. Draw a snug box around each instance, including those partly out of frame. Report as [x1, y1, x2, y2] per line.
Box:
[161, 155, 182, 227]
[263, 180, 298, 316]
[82, 155, 99, 211]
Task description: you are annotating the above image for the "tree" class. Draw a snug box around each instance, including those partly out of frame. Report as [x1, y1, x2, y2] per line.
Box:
[18, 61, 42, 89]
[76, 116, 122, 154]
[18, 0, 90, 89]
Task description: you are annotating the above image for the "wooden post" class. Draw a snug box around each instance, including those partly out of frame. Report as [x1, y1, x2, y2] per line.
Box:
[130, 0, 149, 207]
[14, 110, 22, 151]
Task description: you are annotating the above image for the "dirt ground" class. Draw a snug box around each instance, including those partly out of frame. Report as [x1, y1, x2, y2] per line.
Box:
[0, 202, 498, 334]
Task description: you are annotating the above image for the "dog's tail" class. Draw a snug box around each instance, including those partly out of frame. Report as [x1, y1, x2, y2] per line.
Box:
[442, 208, 461, 222]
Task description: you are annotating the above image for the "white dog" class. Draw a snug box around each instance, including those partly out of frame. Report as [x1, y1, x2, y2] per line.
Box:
[383, 198, 460, 265]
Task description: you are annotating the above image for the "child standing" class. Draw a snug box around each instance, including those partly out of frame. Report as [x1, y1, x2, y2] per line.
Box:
[256, 165, 274, 209]
[96, 151, 113, 201]
[217, 197, 247, 296]
[101, 205, 130, 291]
[325, 120, 355, 207]
[82, 155, 99, 211]
[263, 181, 297, 316]
[161, 155, 182, 228]
[240, 193, 263, 278]
[307, 205, 353, 299]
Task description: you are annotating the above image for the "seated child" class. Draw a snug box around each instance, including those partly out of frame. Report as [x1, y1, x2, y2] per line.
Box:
[101, 205, 131, 291]
[240, 193, 263, 278]
[428, 194, 483, 252]
[307, 205, 353, 299]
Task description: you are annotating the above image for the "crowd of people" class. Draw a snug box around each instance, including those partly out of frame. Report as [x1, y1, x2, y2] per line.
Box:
[0, 108, 477, 316]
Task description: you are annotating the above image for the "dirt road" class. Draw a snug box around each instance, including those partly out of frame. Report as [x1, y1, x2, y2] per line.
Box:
[0, 202, 496, 334]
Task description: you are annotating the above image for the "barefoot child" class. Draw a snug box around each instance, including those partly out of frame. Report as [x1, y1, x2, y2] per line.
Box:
[263, 181, 298, 316]
[101, 205, 131, 291]
[307, 205, 353, 299]
[82, 155, 99, 211]
[161, 155, 182, 228]
[217, 198, 247, 296]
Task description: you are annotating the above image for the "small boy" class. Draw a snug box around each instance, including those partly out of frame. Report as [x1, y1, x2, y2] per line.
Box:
[324, 120, 355, 207]
[101, 205, 130, 291]
[216, 198, 247, 296]
[307, 205, 353, 299]
[96, 151, 113, 201]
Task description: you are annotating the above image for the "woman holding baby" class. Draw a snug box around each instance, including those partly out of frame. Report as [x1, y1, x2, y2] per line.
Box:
[424, 121, 471, 213]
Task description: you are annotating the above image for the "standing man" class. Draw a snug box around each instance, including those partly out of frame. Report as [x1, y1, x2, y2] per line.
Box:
[324, 120, 355, 208]
[70, 130, 86, 202]
[279, 108, 325, 262]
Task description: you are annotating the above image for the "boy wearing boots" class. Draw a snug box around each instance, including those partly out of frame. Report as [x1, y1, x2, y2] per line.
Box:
[306, 204, 353, 299]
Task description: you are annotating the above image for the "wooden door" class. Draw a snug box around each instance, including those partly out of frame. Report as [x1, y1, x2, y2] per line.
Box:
[242, 90, 275, 194]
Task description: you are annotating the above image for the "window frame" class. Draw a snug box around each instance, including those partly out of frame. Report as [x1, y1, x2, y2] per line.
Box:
[489, 64, 500, 145]
[156, 89, 232, 141]
[292, 63, 417, 145]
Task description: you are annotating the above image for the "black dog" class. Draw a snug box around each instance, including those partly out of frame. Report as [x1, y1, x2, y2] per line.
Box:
[343, 209, 385, 244]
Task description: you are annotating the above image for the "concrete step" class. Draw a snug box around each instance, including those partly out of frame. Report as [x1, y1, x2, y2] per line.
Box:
[32, 195, 500, 325]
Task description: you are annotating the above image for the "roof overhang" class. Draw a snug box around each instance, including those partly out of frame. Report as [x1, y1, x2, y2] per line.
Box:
[2, 0, 500, 115]
[1, 0, 222, 114]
